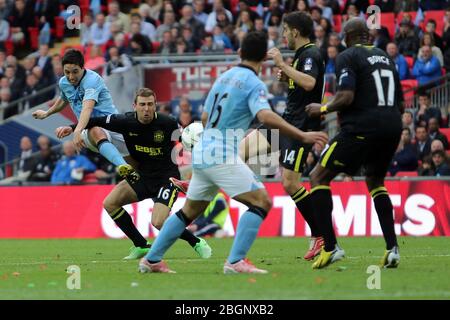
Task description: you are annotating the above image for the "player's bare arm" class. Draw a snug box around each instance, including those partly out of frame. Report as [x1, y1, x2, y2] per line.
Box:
[201, 111, 208, 128]
[32, 97, 69, 120]
[267, 47, 316, 91]
[72, 99, 96, 151]
[257, 109, 328, 147]
[306, 90, 355, 117]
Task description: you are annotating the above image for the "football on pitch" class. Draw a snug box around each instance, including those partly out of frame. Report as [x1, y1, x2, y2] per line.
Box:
[181, 122, 204, 151]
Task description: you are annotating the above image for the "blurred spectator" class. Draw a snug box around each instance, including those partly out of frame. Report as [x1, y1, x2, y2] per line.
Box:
[18, 135, 34, 174]
[213, 25, 233, 50]
[129, 33, 153, 55]
[138, 3, 157, 27]
[386, 42, 409, 81]
[314, 25, 327, 52]
[420, 1, 448, 12]
[23, 55, 35, 76]
[444, 7, 450, 72]
[310, 6, 323, 25]
[105, 46, 132, 76]
[51, 141, 96, 185]
[325, 45, 337, 74]
[319, 17, 333, 36]
[22, 73, 47, 108]
[402, 110, 415, 138]
[431, 139, 445, 153]
[425, 19, 443, 51]
[268, 26, 281, 48]
[156, 10, 179, 42]
[145, 0, 162, 22]
[90, 13, 111, 46]
[395, 21, 420, 58]
[0, 87, 11, 117]
[205, 0, 233, 33]
[420, 150, 450, 176]
[315, 0, 333, 21]
[180, 4, 205, 41]
[389, 127, 418, 176]
[254, 17, 266, 35]
[415, 92, 442, 126]
[130, 13, 156, 42]
[0, 16, 9, 48]
[28, 135, 58, 182]
[200, 34, 224, 53]
[394, 0, 418, 13]
[369, 28, 389, 52]
[265, 0, 283, 29]
[193, 0, 208, 26]
[178, 110, 194, 128]
[157, 103, 172, 115]
[32, 44, 54, 86]
[174, 96, 195, 118]
[9, 0, 35, 57]
[235, 10, 254, 34]
[428, 117, 449, 150]
[5, 65, 24, 100]
[343, 0, 369, 13]
[80, 11, 94, 46]
[412, 45, 442, 86]
[51, 54, 63, 81]
[328, 33, 346, 53]
[0, 0, 12, 21]
[157, 30, 176, 54]
[414, 125, 432, 162]
[175, 37, 188, 54]
[181, 25, 202, 52]
[106, 1, 130, 34]
[418, 32, 444, 67]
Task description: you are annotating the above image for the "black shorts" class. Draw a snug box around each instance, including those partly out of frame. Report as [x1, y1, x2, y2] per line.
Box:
[128, 173, 179, 208]
[318, 130, 401, 177]
[256, 124, 313, 173]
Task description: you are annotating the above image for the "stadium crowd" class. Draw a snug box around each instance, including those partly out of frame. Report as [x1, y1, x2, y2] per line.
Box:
[0, 0, 450, 180]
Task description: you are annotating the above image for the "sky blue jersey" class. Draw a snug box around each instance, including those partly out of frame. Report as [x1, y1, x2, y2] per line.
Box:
[59, 69, 118, 118]
[192, 64, 271, 168]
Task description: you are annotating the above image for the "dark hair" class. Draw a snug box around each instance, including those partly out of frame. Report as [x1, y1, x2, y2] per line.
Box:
[427, 19, 437, 27]
[283, 11, 313, 38]
[415, 125, 427, 132]
[240, 31, 268, 62]
[432, 150, 445, 158]
[62, 49, 84, 68]
[418, 91, 431, 99]
[402, 127, 411, 135]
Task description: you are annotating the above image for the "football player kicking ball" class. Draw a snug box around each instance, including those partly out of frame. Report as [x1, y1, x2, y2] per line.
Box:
[139, 32, 328, 274]
[56, 88, 212, 260]
[32, 49, 139, 183]
[305, 18, 403, 269]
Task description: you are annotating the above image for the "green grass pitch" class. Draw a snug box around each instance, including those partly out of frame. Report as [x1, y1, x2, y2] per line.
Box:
[0, 237, 449, 300]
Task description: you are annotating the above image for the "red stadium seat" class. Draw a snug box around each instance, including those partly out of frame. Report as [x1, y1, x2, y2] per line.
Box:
[54, 16, 65, 40]
[405, 56, 414, 69]
[28, 27, 39, 50]
[333, 15, 342, 33]
[152, 41, 160, 53]
[441, 128, 450, 144]
[82, 173, 98, 184]
[4, 39, 14, 55]
[401, 79, 418, 108]
[424, 10, 445, 37]
[396, 171, 418, 177]
[380, 13, 396, 39]
[397, 11, 418, 26]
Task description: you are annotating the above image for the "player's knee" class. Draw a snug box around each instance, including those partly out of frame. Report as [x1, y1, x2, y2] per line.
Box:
[281, 178, 298, 195]
[151, 215, 166, 230]
[248, 204, 270, 220]
[253, 195, 272, 213]
[366, 176, 384, 191]
[103, 198, 115, 213]
[88, 127, 107, 143]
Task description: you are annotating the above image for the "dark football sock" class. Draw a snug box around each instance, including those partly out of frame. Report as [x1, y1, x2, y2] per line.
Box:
[371, 187, 398, 250]
[310, 186, 336, 252]
[180, 229, 200, 247]
[109, 208, 148, 248]
[290, 187, 321, 237]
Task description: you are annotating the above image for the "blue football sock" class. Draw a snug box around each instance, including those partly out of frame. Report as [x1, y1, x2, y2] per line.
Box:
[145, 211, 187, 262]
[98, 141, 126, 166]
[228, 210, 263, 264]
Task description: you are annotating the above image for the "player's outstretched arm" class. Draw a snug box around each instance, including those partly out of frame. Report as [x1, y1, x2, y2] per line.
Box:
[305, 90, 355, 118]
[32, 97, 69, 120]
[257, 109, 328, 148]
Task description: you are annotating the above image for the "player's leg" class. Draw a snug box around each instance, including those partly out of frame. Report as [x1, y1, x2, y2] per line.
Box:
[139, 169, 217, 273]
[364, 133, 401, 268]
[239, 127, 271, 163]
[309, 133, 367, 269]
[150, 182, 212, 259]
[103, 180, 150, 259]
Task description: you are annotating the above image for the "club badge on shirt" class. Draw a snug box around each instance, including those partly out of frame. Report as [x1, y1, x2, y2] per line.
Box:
[304, 58, 313, 71]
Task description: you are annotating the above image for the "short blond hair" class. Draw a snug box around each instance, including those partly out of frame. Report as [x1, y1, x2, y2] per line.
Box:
[134, 88, 156, 103]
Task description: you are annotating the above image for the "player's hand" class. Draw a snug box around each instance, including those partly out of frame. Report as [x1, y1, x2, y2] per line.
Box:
[55, 126, 73, 139]
[300, 131, 328, 148]
[305, 103, 323, 118]
[72, 130, 85, 153]
[32, 110, 48, 120]
[277, 69, 289, 82]
[267, 47, 284, 67]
